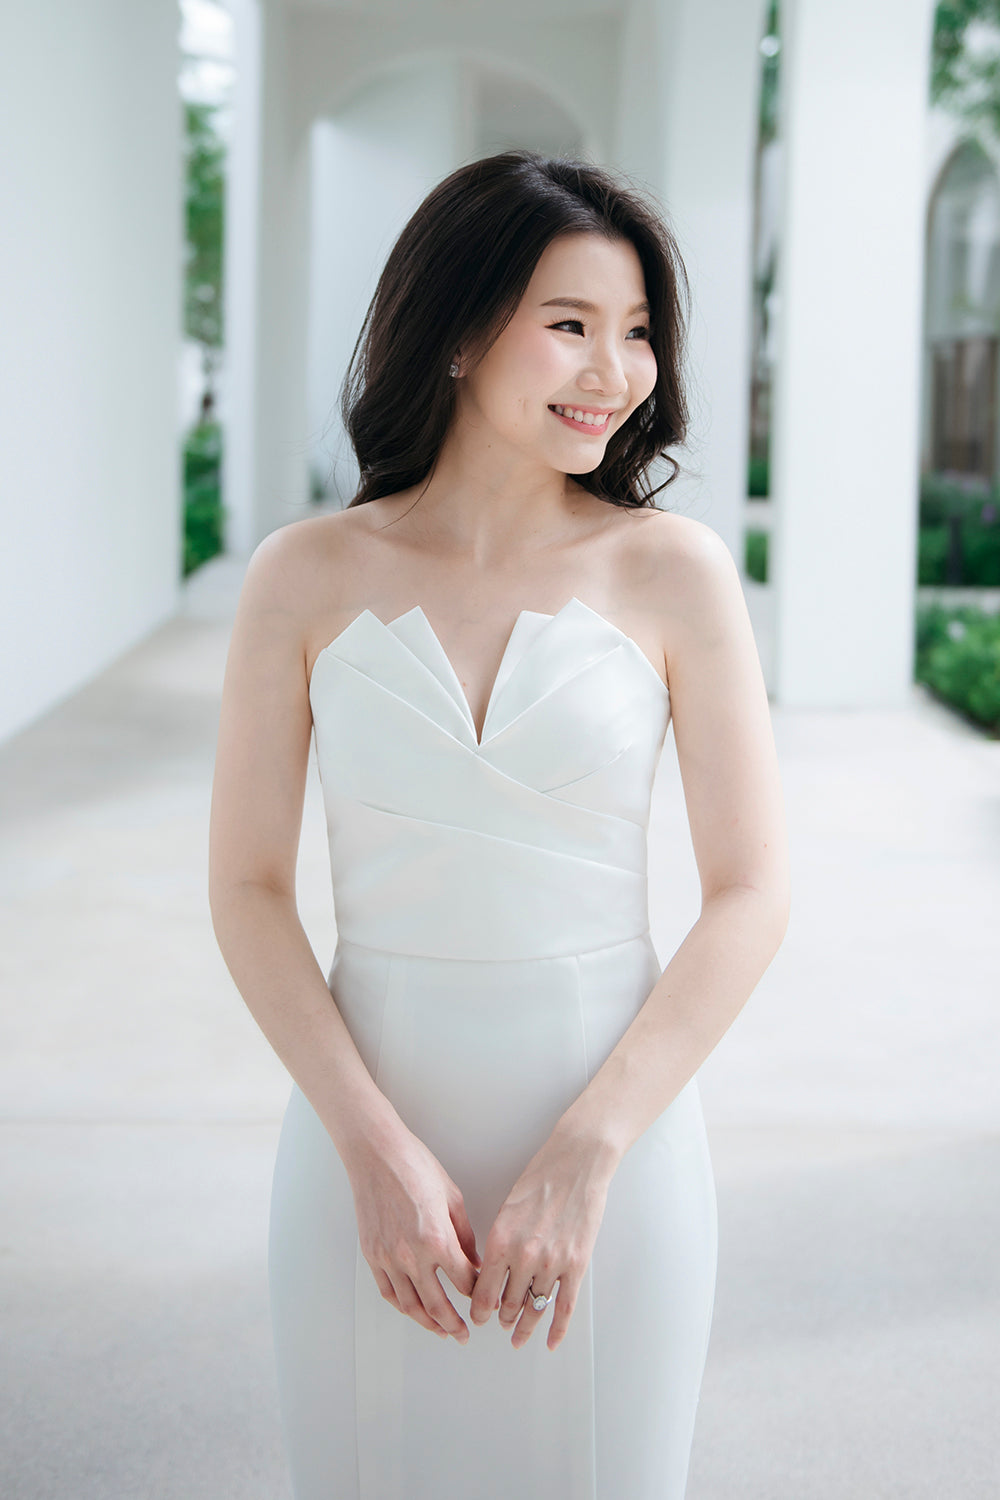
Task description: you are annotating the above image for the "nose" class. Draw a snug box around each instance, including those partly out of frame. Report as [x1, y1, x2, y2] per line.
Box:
[577, 337, 628, 400]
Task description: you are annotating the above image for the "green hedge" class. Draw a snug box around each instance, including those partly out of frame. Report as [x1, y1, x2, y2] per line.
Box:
[183, 418, 224, 576]
[748, 454, 769, 498]
[745, 528, 769, 583]
[918, 473, 1000, 585]
[915, 603, 1000, 736]
[917, 519, 1000, 584]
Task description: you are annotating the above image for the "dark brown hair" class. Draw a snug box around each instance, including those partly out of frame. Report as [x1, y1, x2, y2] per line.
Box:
[340, 149, 692, 510]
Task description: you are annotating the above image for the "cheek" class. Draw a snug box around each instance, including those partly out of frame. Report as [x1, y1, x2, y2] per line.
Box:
[500, 325, 566, 397]
[631, 345, 658, 403]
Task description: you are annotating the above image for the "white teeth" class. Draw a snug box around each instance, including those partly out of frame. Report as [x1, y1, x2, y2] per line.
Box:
[553, 405, 606, 426]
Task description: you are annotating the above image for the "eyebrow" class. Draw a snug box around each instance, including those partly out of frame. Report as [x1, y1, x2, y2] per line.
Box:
[540, 296, 651, 317]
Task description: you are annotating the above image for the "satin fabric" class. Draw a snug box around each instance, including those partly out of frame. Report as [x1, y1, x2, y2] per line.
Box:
[268, 596, 718, 1499]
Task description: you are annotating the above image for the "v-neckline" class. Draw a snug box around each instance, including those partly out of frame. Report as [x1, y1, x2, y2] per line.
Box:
[408, 604, 554, 749]
[309, 595, 669, 751]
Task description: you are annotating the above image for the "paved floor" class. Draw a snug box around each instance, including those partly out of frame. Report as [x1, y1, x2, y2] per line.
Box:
[1, 551, 998, 1498]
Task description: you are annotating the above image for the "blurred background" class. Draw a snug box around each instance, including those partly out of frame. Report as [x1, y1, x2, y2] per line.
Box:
[0, 1, 997, 1496]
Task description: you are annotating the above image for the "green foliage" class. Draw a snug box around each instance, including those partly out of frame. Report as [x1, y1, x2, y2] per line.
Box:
[183, 100, 225, 349]
[181, 100, 226, 576]
[759, 0, 781, 146]
[919, 469, 995, 522]
[310, 462, 333, 505]
[915, 602, 1000, 733]
[918, 523, 1000, 583]
[918, 525, 952, 583]
[182, 419, 224, 576]
[748, 453, 770, 498]
[932, 0, 1000, 130]
[962, 518, 1000, 580]
[745, 528, 769, 583]
[918, 472, 1000, 582]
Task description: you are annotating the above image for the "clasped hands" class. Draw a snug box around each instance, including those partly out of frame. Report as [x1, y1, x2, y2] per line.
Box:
[353, 1121, 617, 1353]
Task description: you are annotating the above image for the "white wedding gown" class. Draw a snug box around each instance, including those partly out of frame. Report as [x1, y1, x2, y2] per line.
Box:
[268, 595, 718, 1500]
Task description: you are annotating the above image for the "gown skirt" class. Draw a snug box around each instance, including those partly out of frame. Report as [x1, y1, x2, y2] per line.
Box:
[267, 597, 718, 1500]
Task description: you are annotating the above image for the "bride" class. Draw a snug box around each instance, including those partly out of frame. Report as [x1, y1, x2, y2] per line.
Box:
[209, 147, 790, 1499]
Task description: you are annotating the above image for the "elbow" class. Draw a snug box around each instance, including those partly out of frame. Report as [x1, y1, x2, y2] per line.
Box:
[208, 870, 296, 929]
[770, 888, 791, 948]
[704, 879, 791, 949]
[760, 884, 791, 952]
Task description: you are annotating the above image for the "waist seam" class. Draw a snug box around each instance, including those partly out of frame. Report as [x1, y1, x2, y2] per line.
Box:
[331, 929, 654, 963]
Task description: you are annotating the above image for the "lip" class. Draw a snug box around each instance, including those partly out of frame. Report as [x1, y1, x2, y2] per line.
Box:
[550, 403, 619, 416]
[548, 404, 619, 435]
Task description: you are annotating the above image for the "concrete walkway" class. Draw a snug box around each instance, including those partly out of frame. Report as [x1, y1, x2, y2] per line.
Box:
[1, 551, 997, 1499]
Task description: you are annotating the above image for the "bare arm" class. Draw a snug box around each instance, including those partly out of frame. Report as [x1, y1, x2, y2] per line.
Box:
[208, 526, 404, 1167]
[208, 524, 481, 1341]
[555, 517, 791, 1162]
[468, 517, 791, 1350]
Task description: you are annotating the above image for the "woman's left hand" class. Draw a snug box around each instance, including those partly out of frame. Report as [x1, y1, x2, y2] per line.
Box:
[468, 1125, 618, 1351]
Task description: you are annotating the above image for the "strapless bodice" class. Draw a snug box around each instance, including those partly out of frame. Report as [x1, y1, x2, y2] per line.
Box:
[308, 596, 671, 960]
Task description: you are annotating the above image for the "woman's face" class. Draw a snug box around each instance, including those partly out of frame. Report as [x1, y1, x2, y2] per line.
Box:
[455, 231, 658, 473]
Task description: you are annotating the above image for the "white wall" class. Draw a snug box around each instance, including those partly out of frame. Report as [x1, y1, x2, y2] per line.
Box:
[229, 7, 613, 542]
[307, 58, 472, 505]
[0, 0, 183, 744]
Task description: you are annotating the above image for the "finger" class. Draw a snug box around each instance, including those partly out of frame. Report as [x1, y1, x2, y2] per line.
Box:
[419, 1269, 470, 1344]
[498, 1266, 532, 1330]
[442, 1232, 480, 1300]
[510, 1280, 557, 1348]
[388, 1270, 450, 1339]
[372, 1266, 401, 1311]
[469, 1259, 509, 1326]
[449, 1196, 482, 1283]
[546, 1273, 579, 1351]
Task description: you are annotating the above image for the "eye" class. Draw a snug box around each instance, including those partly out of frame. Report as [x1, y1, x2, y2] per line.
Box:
[548, 319, 652, 340]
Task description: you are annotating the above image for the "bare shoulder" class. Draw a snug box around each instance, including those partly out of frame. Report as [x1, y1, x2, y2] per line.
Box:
[621, 507, 743, 629]
[612, 507, 750, 697]
[623, 506, 736, 587]
[237, 508, 372, 633]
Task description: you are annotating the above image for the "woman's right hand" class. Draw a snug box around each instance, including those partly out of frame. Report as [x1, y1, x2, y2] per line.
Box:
[348, 1125, 483, 1343]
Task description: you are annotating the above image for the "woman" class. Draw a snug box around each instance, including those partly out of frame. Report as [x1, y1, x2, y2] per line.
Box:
[209, 149, 790, 1500]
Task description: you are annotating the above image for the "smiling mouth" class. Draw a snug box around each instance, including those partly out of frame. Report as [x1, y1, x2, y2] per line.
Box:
[548, 405, 614, 433]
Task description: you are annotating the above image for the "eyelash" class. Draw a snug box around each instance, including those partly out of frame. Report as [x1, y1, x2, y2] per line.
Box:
[549, 319, 652, 341]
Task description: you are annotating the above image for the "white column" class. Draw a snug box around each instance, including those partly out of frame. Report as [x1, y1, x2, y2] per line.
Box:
[222, 0, 262, 556]
[770, 0, 937, 707]
[252, 0, 313, 541]
[614, 0, 763, 564]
